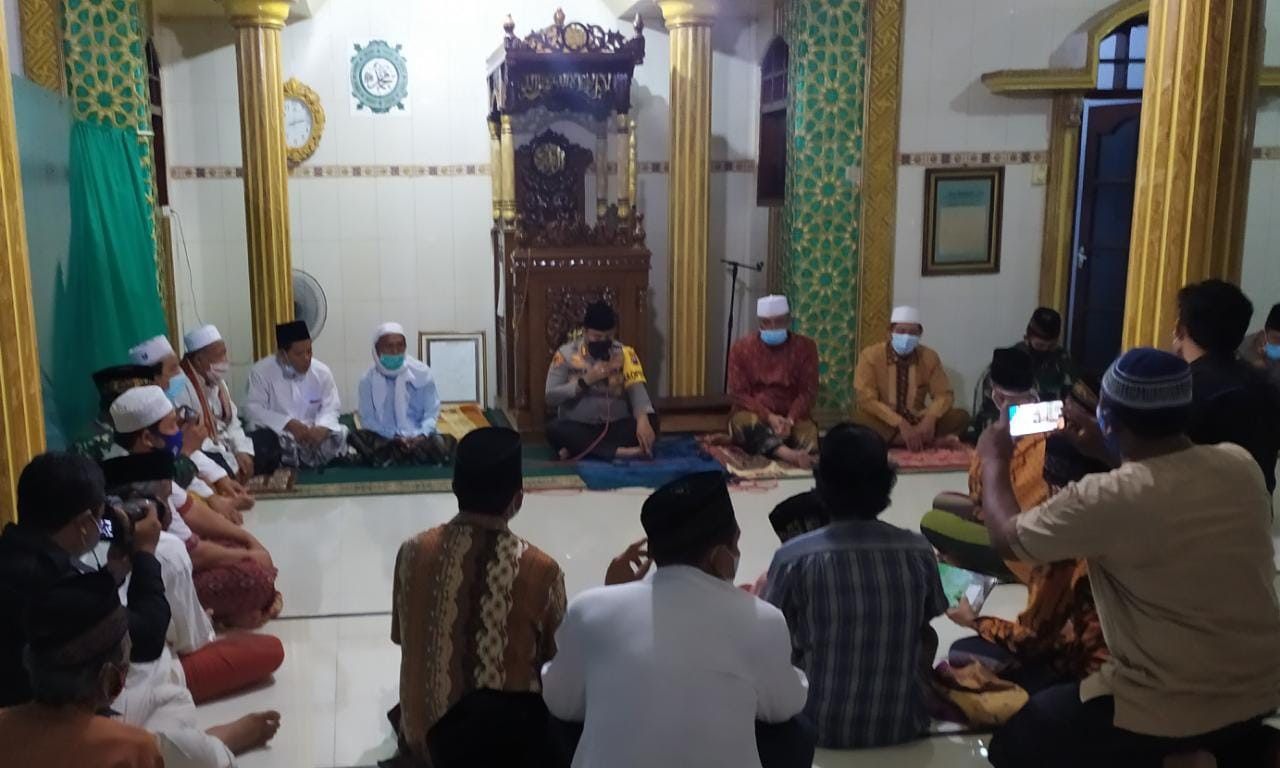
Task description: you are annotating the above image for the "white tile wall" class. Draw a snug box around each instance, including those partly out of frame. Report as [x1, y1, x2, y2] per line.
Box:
[896, 0, 1280, 389]
[157, 0, 772, 404]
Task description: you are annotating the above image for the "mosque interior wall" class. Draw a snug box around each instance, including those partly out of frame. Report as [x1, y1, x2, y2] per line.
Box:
[154, 0, 774, 404]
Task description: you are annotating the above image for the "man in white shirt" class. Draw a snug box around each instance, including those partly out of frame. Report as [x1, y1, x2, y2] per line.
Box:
[130, 334, 252, 512]
[542, 471, 813, 768]
[244, 320, 348, 468]
[175, 325, 259, 481]
[976, 348, 1280, 767]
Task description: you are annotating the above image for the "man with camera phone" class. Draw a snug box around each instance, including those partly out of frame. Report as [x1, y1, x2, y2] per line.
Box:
[0, 452, 169, 707]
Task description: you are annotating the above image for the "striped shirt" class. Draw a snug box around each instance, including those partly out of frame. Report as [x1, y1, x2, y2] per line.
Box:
[763, 519, 947, 748]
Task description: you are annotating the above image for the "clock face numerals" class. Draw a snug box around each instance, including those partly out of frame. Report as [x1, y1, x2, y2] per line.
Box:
[351, 40, 409, 114]
[360, 58, 399, 97]
[282, 78, 324, 165]
[284, 97, 313, 148]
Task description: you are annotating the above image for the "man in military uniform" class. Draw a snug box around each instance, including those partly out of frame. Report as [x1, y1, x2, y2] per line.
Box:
[545, 301, 659, 460]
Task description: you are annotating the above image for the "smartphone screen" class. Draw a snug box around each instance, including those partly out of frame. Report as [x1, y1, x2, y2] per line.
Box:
[1008, 400, 1065, 437]
[97, 517, 116, 542]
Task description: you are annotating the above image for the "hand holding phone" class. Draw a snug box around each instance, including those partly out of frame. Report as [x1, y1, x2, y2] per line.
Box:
[1008, 400, 1065, 437]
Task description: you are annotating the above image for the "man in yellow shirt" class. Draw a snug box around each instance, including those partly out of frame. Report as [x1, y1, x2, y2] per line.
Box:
[854, 306, 968, 451]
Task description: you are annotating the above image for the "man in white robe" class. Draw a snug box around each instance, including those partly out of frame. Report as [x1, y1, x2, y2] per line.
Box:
[244, 320, 348, 468]
[351, 321, 452, 466]
[174, 325, 259, 479]
[130, 334, 252, 512]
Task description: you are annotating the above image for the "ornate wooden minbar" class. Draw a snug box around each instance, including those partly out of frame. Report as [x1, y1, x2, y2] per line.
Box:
[487, 10, 649, 432]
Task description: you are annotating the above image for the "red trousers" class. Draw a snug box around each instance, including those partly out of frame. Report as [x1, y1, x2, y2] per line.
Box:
[179, 632, 285, 704]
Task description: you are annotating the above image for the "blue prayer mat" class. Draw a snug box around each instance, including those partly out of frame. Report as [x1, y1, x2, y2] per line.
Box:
[575, 435, 726, 491]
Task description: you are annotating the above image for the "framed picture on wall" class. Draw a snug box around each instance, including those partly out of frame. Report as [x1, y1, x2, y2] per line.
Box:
[922, 166, 1004, 276]
[418, 331, 488, 406]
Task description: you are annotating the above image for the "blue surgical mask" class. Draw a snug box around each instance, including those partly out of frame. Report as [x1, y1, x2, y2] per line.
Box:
[1266, 343, 1280, 361]
[379, 354, 405, 371]
[891, 333, 920, 357]
[165, 373, 189, 402]
[760, 329, 788, 347]
[153, 428, 184, 459]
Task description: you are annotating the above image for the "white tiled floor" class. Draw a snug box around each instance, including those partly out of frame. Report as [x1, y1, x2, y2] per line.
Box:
[192, 470, 1280, 768]
[192, 472, 1025, 767]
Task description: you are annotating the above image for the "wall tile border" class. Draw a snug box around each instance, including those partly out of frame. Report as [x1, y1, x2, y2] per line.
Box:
[900, 150, 1047, 166]
[169, 159, 758, 180]
[899, 147, 1280, 166]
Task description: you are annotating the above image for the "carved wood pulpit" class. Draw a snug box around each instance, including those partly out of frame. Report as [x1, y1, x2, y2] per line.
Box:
[487, 10, 650, 433]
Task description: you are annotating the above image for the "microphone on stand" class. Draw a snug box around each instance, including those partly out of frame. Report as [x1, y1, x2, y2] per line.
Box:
[721, 259, 765, 392]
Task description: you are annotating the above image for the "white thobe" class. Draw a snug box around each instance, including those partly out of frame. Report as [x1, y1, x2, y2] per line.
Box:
[542, 565, 809, 768]
[174, 375, 255, 472]
[114, 650, 236, 768]
[244, 356, 346, 439]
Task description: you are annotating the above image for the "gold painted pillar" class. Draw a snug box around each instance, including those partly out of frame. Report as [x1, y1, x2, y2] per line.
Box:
[627, 117, 637, 214]
[488, 119, 502, 222]
[616, 113, 631, 219]
[1123, 0, 1263, 348]
[1039, 95, 1083, 312]
[0, 4, 46, 525]
[499, 115, 516, 226]
[596, 121, 609, 218]
[657, 0, 717, 396]
[223, 0, 294, 360]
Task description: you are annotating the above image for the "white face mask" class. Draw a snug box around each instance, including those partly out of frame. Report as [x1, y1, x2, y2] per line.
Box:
[208, 360, 231, 382]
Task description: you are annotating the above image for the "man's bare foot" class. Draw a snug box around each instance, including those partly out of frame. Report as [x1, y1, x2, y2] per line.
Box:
[207, 711, 282, 754]
[775, 446, 817, 469]
[615, 446, 645, 460]
[234, 493, 255, 512]
[558, 448, 571, 461]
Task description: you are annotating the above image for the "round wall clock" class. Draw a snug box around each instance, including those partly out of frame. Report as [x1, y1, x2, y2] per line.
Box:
[283, 78, 325, 165]
[351, 40, 409, 114]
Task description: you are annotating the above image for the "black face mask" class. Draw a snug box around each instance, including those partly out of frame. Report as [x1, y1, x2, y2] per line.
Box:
[587, 340, 614, 361]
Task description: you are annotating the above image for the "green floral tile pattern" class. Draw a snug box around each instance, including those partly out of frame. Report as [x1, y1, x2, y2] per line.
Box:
[63, 0, 157, 258]
[784, 0, 867, 412]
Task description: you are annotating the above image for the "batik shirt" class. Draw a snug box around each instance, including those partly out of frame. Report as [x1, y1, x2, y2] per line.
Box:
[391, 514, 566, 765]
[727, 332, 819, 422]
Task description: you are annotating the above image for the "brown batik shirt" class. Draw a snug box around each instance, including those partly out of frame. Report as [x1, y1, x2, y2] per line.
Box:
[391, 513, 567, 763]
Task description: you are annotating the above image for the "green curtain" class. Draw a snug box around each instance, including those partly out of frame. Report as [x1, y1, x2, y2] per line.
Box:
[53, 120, 166, 436]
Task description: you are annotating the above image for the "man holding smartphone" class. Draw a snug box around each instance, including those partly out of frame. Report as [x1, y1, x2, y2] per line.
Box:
[0, 452, 168, 707]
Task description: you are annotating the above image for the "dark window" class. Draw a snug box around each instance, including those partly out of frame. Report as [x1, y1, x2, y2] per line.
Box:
[757, 36, 788, 205]
[146, 40, 168, 207]
[1096, 16, 1147, 92]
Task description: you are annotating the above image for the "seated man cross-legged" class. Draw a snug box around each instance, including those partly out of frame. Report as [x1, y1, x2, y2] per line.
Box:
[764, 425, 948, 749]
[244, 320, 348, 469]
[545, 301, 659, 461]
[111, 386, 281, 630]
[388, 427, 566, 768]
[921, 346, 1052, 581]
[854, 305, 969, 451]
[175, 324, 264, 481]
[543, 471, 814, 768]
[353, 321, 453, 467]
[978, 348, 1280, 767]
[727, 294, 820, 469]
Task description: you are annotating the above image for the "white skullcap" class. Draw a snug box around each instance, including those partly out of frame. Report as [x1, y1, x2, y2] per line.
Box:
[128, 335, 175, 366]
[109, 385, 173, 433]
[183, 324, 222, 354]
[372, 321, 406, 347]
[756, 295, 789, 318]
[890, 306, 921, 326]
